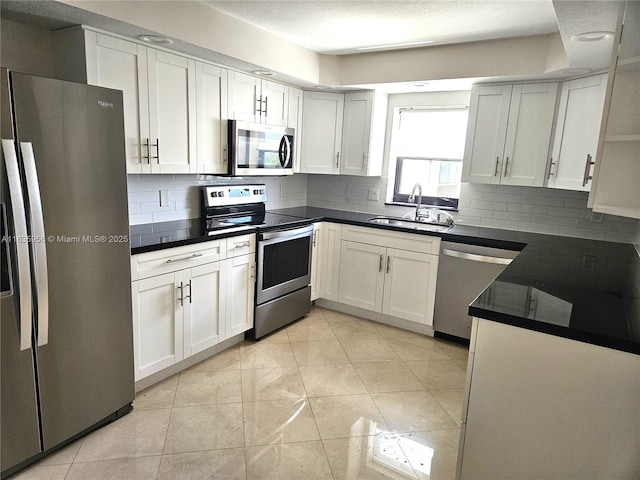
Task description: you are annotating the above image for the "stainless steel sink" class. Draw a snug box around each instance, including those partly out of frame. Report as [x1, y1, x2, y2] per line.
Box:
[368, 216, 453, 233]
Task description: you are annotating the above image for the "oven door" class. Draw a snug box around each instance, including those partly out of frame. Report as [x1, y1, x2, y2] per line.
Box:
[257, 224, 313, 305]
[230, 120, 294, 176]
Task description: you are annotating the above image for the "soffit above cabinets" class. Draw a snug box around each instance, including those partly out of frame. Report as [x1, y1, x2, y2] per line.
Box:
[202, 0, 560, 55]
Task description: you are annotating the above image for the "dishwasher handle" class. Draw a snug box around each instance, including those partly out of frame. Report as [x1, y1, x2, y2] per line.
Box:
[442, 248, 514, 266]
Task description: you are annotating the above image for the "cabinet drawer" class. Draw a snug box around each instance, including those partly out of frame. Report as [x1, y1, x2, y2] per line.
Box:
[341, 225, 440, 255]
[132, 240, 225, 280]
[226, 233, 256, 257]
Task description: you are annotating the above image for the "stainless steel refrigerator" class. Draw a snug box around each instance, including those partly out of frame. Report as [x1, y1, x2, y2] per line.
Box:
[0, 69, 134, 477]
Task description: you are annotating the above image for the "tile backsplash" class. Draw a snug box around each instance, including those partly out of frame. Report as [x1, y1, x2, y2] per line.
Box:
[306, 175, 640, 244]
[127, 173, 639, 244]
[127, 174, 308, 225]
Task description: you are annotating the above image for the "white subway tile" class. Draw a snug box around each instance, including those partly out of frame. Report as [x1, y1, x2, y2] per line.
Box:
[518, 223, 562, 235]
[558, 227, 606, 241]
[129, 213, 153, 225]
[532, 215, 578, 227]
[547, 206, 591, 219]
[493, 211, 534, 223]
[508, 204, 549, 215]
[469, 199, 508, 211]
[128, 191, 160, 203]
[484, 192, 523, 204]
[521, 195, 565, 207]
[480, 218, 518, 230]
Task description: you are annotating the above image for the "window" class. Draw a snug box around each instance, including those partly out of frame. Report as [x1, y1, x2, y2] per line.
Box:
[389, 107, 468, 209]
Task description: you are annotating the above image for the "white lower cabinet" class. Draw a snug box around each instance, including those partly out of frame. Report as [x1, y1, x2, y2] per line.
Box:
[338, 241, 439, 325]
[182, 261, 226, 358]
[335, 226, 440, 327]
[131, 235, 255, 382]
[132, 272, 183, 380]
[226, 253, 255, 337]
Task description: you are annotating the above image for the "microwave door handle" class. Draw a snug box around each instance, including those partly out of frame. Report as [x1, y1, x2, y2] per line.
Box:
[279, 135, 292, 168]
[2, 139, 33, 351]
[278, 136, 286, 167]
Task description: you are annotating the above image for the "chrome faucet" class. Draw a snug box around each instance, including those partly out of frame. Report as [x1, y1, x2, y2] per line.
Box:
[408, 183, 424, 221]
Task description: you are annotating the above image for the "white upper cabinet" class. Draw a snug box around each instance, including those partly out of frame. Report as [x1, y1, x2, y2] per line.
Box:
[53, 27, 227, 175]
[147, 49, 197, 174]
[300, 90, 388, 176]
[195, 62, 228, 174]
[547, 74, 607, 191]
[340, 91, 388, 176]
[589, 0, 640, 219]
[301, 91, 345, 174]
[287, 87, 304, 173]
[227, 71, 288, 126]
[462, 82, 558, 187]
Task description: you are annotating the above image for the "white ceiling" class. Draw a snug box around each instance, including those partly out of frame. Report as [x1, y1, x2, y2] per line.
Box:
[203, 0, 560, 55]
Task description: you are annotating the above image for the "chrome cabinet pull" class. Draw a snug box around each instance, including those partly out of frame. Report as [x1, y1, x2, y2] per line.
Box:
[548, 158, 555, 179]
[230, 241, 251, 249]
[178, 282, 184, 306]
[166, 253, 203, 264]
[263, 96, 268, 117]
[494, 156, 500, 176]
[149, 138, 159, 163]
[2, 139, 33, 351]
[312, 231, 317, 247]
[386, 255, 391, 274]
[256, 96, 262, 115]
[185, 279, 192, 304]
[503, 157, 510, 177]
[582, 154, 595, 187]
[20, 142, 49, 347]
[378, 254, 383, 272]
[336, 152, 340, 169]
[250, 263, 256, 281]
[143, 138, 150, 164]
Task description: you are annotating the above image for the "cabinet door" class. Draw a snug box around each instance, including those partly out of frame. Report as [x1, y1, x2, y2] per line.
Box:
[382, 249, 439, 325]
[502, 82, 558, 187]
[183, 262, 226, 357]
[287, 87, 304, 173]
[228, 71, 261, 123]
[338, 241, 385, 312]
[301, 91, 344, 174]
[319, 223, 342, 301]
[340, 92, 373, 176]
[262, 80, 288, 126]
[549, 75, 607, 191]
[462, 85, 512, 184]
[195, 62, 228, 174]
[132, 273, 182, 381]
[310, 223, 321, 301]
[147, 49, 197, 173]
[226, 253, 255, 338]
[86, 33, 150, 173]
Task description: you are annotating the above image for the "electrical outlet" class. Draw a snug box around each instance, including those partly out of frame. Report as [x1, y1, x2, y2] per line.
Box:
[368, 188, 380, 201]
[159, 190, 170, 207]
[590, 211, 604, 223]
[280, 184, 285, 197]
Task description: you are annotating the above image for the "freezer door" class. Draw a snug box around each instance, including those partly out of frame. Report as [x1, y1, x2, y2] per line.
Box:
[0, 68, 41, 474]
[10, 73, 135, 450]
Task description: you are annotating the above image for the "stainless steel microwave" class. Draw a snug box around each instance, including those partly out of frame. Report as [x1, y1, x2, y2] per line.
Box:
[228, 120, 294, 176]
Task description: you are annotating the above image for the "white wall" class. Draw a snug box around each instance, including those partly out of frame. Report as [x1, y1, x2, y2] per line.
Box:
[0, 19, 54, 77]
[127, 174, 308, 225]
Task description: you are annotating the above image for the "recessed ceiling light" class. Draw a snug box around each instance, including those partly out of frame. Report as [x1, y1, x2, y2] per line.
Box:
[137, 34, 174, 46]
[252, 70, 275, 76]
[315, 85, 336, 90]
[409, 82, 430, 88]
[570, 31, 614, 42]
[357, 40, 434, 52]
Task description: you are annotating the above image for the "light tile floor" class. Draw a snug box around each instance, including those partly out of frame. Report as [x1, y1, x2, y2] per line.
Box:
[13, 307, 469, 480]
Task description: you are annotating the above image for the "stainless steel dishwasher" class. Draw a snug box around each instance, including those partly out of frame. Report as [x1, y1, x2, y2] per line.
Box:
[433, 241, 520, 340]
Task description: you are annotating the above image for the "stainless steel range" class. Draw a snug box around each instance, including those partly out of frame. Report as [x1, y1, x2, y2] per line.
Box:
[201, 184, 312, 339]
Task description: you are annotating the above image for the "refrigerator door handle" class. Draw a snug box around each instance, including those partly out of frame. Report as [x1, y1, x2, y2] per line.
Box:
[19, 142, 49, 347]
[1, 139, 33, 351]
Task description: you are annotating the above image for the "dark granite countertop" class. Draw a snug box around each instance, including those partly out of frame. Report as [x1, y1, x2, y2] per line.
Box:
[131, 207, 640, 355]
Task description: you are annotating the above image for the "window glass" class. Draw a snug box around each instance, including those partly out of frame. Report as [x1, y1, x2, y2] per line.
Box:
[390, 107, 468, 209]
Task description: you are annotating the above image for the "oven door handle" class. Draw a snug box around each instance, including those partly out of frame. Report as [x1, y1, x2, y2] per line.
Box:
[259, 224, 313, 241]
